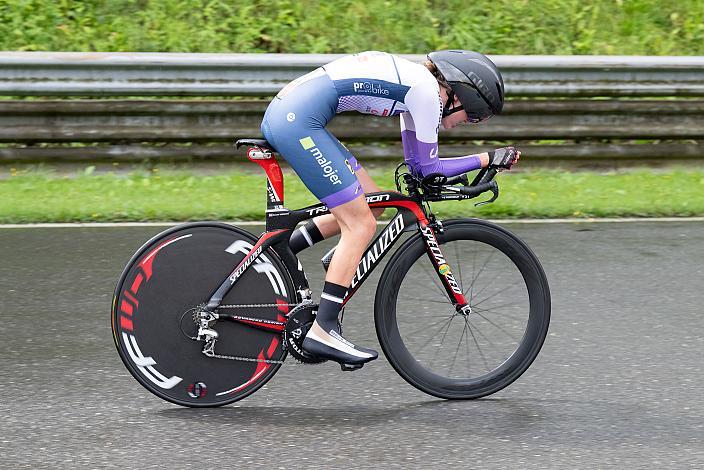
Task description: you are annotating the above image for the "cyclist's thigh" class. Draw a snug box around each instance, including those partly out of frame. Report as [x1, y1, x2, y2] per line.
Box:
[327, 134, 385, 192]
[329, 137, 363, 173]
[287, 127, 363, 208]
[355, 167, 381, 193]
[261, 86, 362, 208]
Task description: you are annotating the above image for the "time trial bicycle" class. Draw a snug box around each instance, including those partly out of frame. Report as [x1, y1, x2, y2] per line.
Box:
[111, 138, 551, 407]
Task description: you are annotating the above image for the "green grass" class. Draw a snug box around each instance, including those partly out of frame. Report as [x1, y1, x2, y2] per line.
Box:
[1, 0, 703, 55]
[1, 167, 703, 223]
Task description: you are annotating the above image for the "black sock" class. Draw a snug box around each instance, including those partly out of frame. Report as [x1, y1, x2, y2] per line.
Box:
[316, 281, 348, 332]
[289, 220, 324, 254]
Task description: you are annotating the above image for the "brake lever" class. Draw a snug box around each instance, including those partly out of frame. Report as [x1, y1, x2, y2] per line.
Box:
[474, 181, 499, 206]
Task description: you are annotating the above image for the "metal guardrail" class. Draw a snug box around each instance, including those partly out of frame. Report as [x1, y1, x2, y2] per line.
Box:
[0, 52, 702, 164]
[1, 52, 704, 97]
[1, 100, 702, 142]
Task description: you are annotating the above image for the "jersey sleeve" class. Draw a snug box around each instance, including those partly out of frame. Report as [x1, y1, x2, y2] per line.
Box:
[402, 81, 482, 177]
[400, 113, 422, 175]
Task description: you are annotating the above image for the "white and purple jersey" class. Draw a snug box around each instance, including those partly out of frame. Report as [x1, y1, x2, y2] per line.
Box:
[323, 51, 481, 177]
[261, 51, 482, 209]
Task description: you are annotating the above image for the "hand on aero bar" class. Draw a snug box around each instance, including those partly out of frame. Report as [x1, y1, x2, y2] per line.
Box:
[488, 146, 521, 171]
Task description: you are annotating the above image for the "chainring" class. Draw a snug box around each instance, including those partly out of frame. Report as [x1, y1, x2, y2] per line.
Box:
[283, 303, 326, 364]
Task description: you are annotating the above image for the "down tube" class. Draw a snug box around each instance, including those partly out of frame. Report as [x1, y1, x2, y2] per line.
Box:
[344, 212, 410, 303]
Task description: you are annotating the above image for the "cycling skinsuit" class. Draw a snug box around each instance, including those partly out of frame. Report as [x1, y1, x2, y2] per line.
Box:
[260, 51, 483, 208]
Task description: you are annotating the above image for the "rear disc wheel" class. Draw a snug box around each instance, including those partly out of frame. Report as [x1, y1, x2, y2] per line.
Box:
[112, 222, 295, 407]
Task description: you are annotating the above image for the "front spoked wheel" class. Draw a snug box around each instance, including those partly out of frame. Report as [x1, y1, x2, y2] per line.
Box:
[375, 219, 550, 399]
[112, 222, 296, 407]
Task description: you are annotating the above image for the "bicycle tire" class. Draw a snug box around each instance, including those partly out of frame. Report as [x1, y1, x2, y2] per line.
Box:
[112, 222, 296, 407]
[374, 219, 550, 399]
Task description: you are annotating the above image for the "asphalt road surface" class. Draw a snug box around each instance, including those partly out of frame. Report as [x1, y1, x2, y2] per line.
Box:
[1, 221, 702, 468]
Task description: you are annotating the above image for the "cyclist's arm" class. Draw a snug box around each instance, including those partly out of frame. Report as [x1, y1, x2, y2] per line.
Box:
[400, 113, 422, 175]
[403, 82, 484, 177]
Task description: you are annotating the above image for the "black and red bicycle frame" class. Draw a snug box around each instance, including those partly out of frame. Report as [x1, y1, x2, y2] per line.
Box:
[204, 144, 469, 326]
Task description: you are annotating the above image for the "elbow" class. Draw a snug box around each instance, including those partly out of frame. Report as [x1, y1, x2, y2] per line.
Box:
[419, 161, 442, 177]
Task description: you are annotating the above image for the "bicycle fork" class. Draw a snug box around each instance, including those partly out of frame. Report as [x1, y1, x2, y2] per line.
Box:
[420, 222, 471, 315]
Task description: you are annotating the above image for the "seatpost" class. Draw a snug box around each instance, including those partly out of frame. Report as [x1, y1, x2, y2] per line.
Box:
[246, 146, 285, 212]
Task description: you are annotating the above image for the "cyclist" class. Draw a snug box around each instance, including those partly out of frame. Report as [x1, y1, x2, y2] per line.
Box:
[260, 50, 519, 368]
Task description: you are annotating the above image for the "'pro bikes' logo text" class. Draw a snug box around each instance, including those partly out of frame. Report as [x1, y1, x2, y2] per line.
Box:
[299, 137, 343, 186]
[353, 81, 390, 96]
[421, 225, 462, 295]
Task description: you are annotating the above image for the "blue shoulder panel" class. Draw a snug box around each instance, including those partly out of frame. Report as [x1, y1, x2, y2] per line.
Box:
[333, 78, 411, 103]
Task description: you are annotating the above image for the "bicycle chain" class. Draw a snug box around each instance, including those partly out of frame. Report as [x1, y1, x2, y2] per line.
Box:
[218, 303, 299, 309]
[200, 301, 312, 365]
[203, 348, 286, 364]
[224, 314, 286, 327]
[200, 324, 318, 365]
[200, 306, 289, 365]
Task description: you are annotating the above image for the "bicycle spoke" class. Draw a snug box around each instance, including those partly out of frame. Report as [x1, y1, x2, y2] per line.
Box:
[467, 315, 499, 350]
[471, 284, 517, 309]
[463, 250, 495, 300]
[467, 268, 502, 301]
[472, 306, 525, 322]
[421, 263, 445, 293]
[404, 297, 455, 306]
[471, 248, 477, 296]
[454, 241, 464, 289]
[416, 316, 455, 356]
[448, 317, 468, 376]
[403, 315, 455, 339]
[473, 302, 525, 321]
[466, 318, 491, 372]
[429, 316, 457, 367]
[464, 316, 472, 376]
[472, 311, 520, 342]
[420, 260, 447, 297]
[406, 278, 443, 299]
[473, 300, 521, 312]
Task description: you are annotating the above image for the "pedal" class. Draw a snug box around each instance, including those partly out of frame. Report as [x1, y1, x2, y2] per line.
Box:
[340, 363, 364, 371]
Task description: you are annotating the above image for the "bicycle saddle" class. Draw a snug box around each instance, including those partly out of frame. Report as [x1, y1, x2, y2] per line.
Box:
[235, 138, 274, 151]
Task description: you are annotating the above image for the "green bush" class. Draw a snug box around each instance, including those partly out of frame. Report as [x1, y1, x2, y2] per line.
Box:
[1, 0, 702, 54]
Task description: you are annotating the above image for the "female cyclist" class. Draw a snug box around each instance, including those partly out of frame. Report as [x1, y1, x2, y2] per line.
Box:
[260, 50, 519, 368]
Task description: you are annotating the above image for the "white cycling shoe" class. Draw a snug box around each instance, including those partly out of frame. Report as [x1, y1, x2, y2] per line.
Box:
[302, 321, 378, 370]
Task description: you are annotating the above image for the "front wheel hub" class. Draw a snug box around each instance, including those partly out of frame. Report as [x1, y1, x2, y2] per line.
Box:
[457, 304, 472, 316]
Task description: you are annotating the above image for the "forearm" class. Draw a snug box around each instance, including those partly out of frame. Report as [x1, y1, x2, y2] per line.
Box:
[418, 152, 490, 177]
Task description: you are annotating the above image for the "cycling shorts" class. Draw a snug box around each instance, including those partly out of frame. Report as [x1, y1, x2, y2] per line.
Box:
[260, 69, 363, 208]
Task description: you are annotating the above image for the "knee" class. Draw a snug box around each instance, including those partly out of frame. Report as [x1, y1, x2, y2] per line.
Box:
[340, 210, 376, 242]
[353, 212, 377, 241]
[371, 207, 385, 219]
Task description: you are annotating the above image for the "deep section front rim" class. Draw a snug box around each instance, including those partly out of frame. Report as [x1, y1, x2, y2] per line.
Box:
[375, 219, 550, 399]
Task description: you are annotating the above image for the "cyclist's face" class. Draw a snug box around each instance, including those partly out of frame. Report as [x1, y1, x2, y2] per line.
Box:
[439, 90, 469, 129]
[441, 108, 469, 129]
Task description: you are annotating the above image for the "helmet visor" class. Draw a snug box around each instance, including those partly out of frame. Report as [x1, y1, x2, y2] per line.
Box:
[453, 83, 494, 123]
